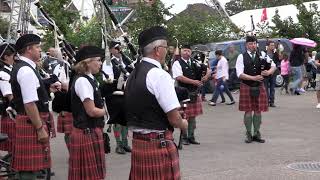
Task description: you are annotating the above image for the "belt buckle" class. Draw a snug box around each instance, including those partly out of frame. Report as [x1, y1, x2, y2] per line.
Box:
[160, 140, 167, 148]
[84, 128, 91, 134]
[158, 132, 165, 140]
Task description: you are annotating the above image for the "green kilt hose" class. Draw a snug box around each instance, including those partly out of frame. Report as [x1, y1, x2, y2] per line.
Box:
[0, 116, 15, 153]
[129, 131, 180, 180]
[57, 112, 73, 134]
[68, 127, 106, 180]
[185, 96, 203, 118]
[12, 113, 51, 171]
[239, 83, 268, 112]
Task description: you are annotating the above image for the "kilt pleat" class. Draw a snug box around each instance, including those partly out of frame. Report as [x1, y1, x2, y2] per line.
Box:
[57, 112, 73, 134]
[129, 131, 181, 180]
[0, 116, 15, 152]
[12, 113, 51, 171]
[239, 83, 268, 112]
[185, 96, 203, 118]
[68, 128, 106, 180]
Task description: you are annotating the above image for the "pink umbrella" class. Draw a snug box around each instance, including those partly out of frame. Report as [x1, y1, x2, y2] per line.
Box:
[289, 38, 317, 48]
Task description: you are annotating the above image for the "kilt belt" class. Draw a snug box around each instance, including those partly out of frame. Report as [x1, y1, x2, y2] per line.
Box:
[133, 131, 174, 148]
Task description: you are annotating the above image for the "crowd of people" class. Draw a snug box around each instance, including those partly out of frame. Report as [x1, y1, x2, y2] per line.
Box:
[0, 24, 319, 180]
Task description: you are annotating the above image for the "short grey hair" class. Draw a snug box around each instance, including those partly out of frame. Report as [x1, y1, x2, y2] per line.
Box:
[143, 39, 167, 56]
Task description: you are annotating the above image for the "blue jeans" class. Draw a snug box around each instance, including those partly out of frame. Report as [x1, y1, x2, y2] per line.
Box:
[211, 78, 234, 103]
[290, 66, 303, 91]
[264, 75, 276, 104]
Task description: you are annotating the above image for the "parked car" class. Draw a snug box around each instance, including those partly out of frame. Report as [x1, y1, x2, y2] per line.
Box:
[194, 38, 293, 90]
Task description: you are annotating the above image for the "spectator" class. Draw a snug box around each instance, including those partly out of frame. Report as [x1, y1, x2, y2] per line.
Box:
[280, 53, 290, 94]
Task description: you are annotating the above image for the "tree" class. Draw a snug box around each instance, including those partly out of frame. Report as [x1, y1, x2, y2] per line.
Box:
[167, 12, 238, 45]
[0, 17, 9, 39]
[270, 0, 320, 45]
[126, 0, 172, 43]
[68, 17, 102, 47]
[40, 0, 79, 50]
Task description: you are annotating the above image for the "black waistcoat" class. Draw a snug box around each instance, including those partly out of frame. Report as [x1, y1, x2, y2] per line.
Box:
[125, 61, 170, 131]
[10, 60, 49, 113]
[0, 65, 11, 115]
[71, 75, 104, 129]
[242, 52, 262, 87]
[177, 59, 198, 92]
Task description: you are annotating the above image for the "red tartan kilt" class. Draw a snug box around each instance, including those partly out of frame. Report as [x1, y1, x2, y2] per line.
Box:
[130, 131, 180, 180]
[12, 113, 51, 171]
[0, 116, 15, 152]
[68, 128, 106, 180]
[185, 96, 203, 119]
[57, 112, 73, 134]
[239, 83, 268, 112]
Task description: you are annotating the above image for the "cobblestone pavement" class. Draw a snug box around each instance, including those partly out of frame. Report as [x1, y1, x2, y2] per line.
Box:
[49, 90, 320, 180]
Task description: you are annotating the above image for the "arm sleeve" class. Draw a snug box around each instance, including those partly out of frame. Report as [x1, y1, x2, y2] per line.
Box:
[75, 77, 94, 102]
[0, 72, 12, 96]
[236, 54, 244, 78]
[172, 61, 183, 79]
[102, 61, 114, 80]
[17, 67, 39, 104]
[146, 69, 180, 113]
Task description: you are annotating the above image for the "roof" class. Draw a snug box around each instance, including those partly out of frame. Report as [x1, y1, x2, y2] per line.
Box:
[230, 1, 320, 32]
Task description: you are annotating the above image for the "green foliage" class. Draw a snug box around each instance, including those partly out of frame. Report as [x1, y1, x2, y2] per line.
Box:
[40, 0, 79, 50]
[0, 17, 9, 38]
[126, 0, 172, 43]
[68, 18, 102, 47]
[167, 12, 237, 45]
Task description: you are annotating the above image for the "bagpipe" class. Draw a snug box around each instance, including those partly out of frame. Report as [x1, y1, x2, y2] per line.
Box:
[34, 0, 77, 66]
[191, 49, 208, 81]
[101, 0, 138, 61]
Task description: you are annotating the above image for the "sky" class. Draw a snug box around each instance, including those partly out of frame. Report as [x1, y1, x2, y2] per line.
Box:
[160, 0, 231, 15]
[72, 0, 231, 17]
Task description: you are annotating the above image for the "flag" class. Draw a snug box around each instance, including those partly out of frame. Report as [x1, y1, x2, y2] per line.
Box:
[261, 8, 268, 22]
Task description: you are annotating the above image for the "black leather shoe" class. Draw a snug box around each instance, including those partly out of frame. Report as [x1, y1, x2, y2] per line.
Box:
[188, 138, 200, 145]
[245, 132, 253, 143]
[182, 138, 190, 145]
[115, 146, 126, 154]
[123, 145, 132, 152]
[253, 132, 265, 143]
[269, 103, 276, 107]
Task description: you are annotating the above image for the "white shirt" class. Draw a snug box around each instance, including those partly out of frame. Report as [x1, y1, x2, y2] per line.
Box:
[0, 65, 12, 96]
[172, 58, 190, 79]
[53, 61, 70, 83]
[216, 56, 229, 80]
[236, 51, 276, 78]
[17, 56, 40, 104]
[102, 56, 126, 81]
[74, 74, 95, 102]
[144, 57, 180, 113]
[131, 57, 181, 134]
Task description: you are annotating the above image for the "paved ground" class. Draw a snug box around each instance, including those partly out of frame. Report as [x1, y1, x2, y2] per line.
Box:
[49, 89, 320, 180]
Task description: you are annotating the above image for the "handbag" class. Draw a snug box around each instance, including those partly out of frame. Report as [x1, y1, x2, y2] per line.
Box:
[250, 86, 260, 97]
